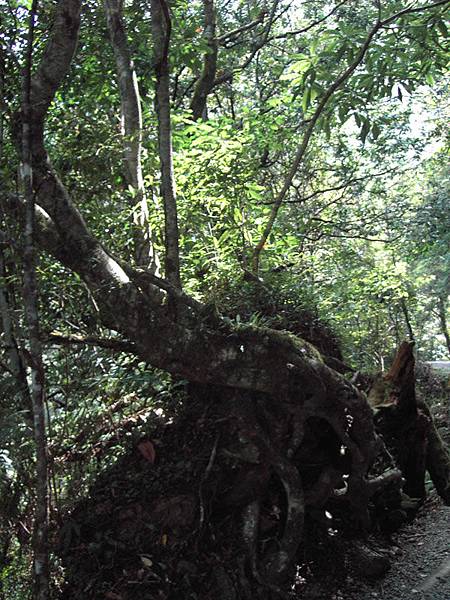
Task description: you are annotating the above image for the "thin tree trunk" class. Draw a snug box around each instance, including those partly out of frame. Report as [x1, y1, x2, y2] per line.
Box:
[0, 249, 33, 422]
[21, 2, 50, 597]
[0, 47, 4, 162]
[190, 0, 218, 120]
[438, 296, 450, 355]
[151, 0, 181, 289]
[400, 296, 415, 341]
[104, 0, 160, 273]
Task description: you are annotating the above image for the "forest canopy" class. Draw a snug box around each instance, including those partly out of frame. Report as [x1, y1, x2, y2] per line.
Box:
[0, 0, 449, 598]
[1, 0, 449, 360]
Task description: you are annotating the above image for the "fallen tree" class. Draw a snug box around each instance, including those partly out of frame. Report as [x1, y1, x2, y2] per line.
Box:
[53, 340, 449, 599]
[3, 1, 449, 597]
[4, 1, 389, 594]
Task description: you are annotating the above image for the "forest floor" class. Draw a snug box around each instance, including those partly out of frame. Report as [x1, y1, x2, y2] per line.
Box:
[301, 368, 450, 600]
[338, 491, 450, 600]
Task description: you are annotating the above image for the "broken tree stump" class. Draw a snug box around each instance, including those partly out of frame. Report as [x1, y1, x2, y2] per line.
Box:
[369, 341, 450, 504]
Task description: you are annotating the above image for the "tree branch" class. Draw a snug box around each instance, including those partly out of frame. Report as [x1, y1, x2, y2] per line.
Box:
[211, 0, 281, 89]
[217, 12, 266, 45]
[44, 331, 138, 354]
[279, 167, 406, 205]
[271, 0, 349, 41]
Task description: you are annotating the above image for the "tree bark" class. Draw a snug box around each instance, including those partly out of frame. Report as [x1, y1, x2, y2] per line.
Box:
[400, 296, 415, 342]
[419, 399, 450, 504]
[373, 341, 428, 499]
[150, 0, 181, 289]
[190, 0, 218, 120]
[21, 1, 50, 597]
[438, 296, 450, 355]
[370, 341, 450, 504]
[104, 0, 160, 272]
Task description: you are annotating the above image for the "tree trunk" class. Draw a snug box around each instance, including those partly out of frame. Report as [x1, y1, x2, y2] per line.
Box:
[419, 399, 450, 504]
[21, 2, 50, 597]
[400, 296, 415, 341]
[190, 0, 218, 120]
[438, 296, 450, 355]
[370, 341, 450, 504]
[104, 0, 160, 272]
[151, 0, 181, 289]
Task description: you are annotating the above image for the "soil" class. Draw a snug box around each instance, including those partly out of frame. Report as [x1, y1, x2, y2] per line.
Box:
[338, 492, 450, 600]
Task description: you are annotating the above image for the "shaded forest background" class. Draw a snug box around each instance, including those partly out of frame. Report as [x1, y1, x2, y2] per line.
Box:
[0, 0, 449, 598]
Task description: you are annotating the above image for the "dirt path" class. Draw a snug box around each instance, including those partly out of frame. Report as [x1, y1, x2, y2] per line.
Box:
[343, 493, 450, 600]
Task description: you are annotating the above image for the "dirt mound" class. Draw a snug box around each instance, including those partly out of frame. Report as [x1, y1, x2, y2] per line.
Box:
[57, 384, 406, 600]
[58, 401, 228, 599]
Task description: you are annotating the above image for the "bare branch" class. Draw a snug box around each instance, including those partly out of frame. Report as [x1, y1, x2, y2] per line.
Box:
[271, 1, 349, 41]
[44, 331, 138, 354]
[217, 12, 266, 45]
[280, 168, 400, 204]
[211, 0, 281, 89]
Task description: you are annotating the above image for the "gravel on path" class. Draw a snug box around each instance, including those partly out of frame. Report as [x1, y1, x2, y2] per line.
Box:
[342, 493, 450, 600]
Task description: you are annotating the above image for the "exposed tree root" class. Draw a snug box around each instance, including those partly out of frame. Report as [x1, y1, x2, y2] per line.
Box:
[55, 341, 450, 598]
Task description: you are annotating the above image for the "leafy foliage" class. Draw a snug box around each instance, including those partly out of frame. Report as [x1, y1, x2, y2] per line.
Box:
[0, 0, 449, 594]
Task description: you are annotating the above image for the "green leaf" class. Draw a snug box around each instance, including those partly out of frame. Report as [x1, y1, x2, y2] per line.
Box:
[436, 20, 448, 38]
[360, 119, 370, 143]
[425, 71, 435, 86]
[302, 87, 311, 113]
[338, 104, 349, 124]
[372, 123, 381, 140]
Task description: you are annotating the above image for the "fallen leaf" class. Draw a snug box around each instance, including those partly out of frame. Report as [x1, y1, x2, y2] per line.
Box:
[140, 555, 153, 567]
[161, 533, 168, 545]
[138, 440, 156, 464]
